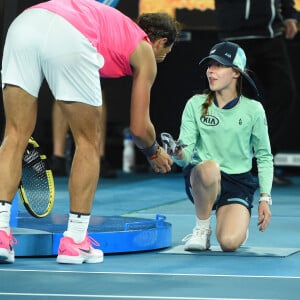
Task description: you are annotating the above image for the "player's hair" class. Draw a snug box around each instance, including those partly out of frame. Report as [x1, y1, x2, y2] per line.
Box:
[136, 13, 181, 47]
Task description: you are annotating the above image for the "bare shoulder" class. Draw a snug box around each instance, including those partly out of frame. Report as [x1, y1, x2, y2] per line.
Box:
[130, 40, 155, 69]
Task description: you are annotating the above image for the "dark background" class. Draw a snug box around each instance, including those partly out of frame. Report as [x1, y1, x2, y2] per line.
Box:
[1, 0, 300, 170]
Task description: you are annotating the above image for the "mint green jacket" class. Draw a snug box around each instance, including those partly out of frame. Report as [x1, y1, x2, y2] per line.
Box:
[173, 94, 273, 195]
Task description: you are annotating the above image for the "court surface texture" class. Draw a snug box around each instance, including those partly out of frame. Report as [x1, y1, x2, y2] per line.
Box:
[0, 171, 300, 300]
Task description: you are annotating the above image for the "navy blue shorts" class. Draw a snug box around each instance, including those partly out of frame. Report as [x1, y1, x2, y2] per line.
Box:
[183, 164, 258, 214]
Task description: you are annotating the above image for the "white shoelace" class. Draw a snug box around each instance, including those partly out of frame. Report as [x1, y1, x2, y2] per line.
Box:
[182, 227, 211, 242]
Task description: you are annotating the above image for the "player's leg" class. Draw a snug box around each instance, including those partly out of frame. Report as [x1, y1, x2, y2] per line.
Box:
[59, 101, 102, 214]
[0, 8, 44, 201]
[0, 8, 45, 263]
[0, 86, 37, 201]
[55, 101, 103, 264]
[42, 9, 104, 263]
[0, 85, 37, 263]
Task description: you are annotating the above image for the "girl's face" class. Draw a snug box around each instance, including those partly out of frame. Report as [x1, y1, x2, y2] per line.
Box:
[206, 60, 240, 93]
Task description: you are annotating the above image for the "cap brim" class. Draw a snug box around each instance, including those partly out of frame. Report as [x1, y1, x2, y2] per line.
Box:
[199, 55, 233, 68]
[240, 72, 259, 95]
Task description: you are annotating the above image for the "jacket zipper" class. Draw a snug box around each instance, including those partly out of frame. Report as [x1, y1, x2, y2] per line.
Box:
[268, 0, 276, 37]
[245, 0, 276, 37]
[245, 0, 250, 19]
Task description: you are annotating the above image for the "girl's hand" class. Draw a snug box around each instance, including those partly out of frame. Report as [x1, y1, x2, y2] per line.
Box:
[257, 201, 272, 232]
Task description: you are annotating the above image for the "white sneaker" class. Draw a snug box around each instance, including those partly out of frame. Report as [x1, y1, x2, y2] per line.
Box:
[182, 226, 211, 251]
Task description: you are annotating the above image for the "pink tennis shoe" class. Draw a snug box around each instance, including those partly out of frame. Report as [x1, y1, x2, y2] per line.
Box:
[56, 234, 103, 264]
[0, 229, 17, 263]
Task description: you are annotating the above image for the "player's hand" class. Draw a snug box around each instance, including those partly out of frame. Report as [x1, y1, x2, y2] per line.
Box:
[257, 201, 272, 232]
[148, 146, 173, 173]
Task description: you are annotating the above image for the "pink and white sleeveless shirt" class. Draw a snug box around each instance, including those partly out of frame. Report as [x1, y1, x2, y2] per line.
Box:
[30, 0, 149, 78]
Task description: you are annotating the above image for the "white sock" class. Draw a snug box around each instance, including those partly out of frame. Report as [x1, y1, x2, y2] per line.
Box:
[0, 201, 11, 234]
[196, 216, 211, 229]
[64, 213, 90, 243]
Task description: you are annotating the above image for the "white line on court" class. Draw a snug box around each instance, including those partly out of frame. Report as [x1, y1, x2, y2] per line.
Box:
[0, 293, 278, 300]
[1, 268, 300, 279]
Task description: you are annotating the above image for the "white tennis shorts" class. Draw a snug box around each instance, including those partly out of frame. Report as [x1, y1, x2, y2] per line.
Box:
[1, 9, 104, 106]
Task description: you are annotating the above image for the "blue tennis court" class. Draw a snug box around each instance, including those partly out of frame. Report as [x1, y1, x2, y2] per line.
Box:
[0, 172, 299, 299]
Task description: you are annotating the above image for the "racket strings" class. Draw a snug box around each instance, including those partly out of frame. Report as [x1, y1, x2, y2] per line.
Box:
[22, 148, 53, 215]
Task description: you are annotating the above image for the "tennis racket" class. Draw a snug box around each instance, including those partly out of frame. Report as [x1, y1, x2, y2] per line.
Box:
[19, 137, 55, 218]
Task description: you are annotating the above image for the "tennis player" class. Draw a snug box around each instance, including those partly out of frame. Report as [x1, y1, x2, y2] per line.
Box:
[170, 42, 273, 252]
[0, 0, 179, 264]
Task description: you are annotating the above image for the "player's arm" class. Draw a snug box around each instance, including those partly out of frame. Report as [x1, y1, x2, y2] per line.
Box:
[129, 40, 156, 148]
[129, 40, 172, 172]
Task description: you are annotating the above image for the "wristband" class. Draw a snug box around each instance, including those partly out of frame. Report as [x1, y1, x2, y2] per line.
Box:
[259, 196, 272, 206]
[140, 140, 159, 157]
[148, 145, 162, 160]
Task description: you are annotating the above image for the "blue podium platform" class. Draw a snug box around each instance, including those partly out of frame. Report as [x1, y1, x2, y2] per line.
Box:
[13, 212, 172, 257]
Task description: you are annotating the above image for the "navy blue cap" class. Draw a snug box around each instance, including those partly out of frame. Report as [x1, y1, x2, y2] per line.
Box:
[199, 42, 258, 95]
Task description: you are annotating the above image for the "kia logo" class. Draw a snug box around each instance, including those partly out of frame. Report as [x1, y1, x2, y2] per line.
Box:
[200, 115, 219, 126]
